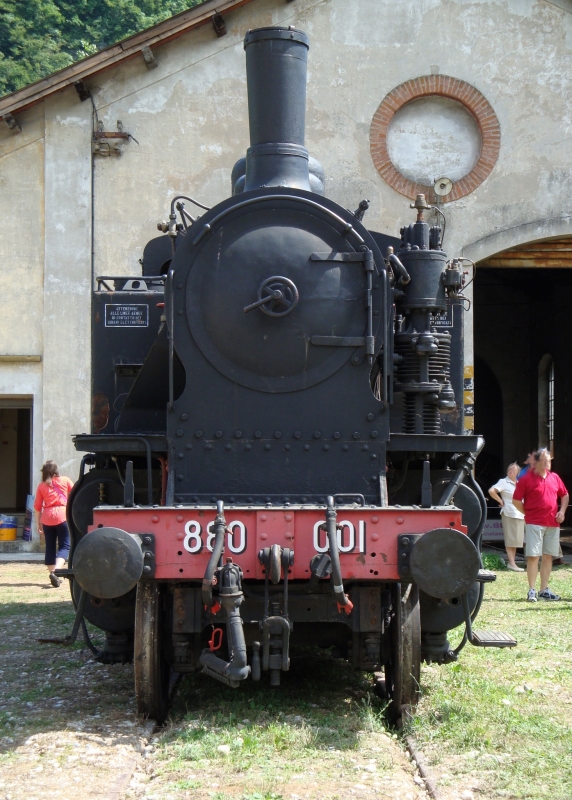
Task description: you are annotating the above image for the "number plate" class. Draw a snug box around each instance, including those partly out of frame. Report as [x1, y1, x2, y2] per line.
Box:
[90, 506, 465, 582]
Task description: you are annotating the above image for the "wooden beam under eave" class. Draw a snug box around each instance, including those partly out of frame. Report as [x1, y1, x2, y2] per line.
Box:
[478, 236, 572, 268]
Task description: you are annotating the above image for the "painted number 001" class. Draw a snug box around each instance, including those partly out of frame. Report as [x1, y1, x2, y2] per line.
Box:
[313, 520, 366, 554]
[183, 520, 246, 555]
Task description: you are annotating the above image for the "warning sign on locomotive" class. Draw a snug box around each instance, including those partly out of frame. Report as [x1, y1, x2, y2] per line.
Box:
[105, 304, 149, 327]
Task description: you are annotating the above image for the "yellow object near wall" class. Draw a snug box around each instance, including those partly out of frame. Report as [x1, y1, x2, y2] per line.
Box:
[0, 516, 18, 540]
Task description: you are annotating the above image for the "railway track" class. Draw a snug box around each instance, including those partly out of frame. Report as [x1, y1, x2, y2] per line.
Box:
[0, 563, 461, 800]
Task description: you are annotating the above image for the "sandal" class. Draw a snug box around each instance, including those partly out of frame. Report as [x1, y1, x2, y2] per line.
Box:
[507, 563, 524, 572]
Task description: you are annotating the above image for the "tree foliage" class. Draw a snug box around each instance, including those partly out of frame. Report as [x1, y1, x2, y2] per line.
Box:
[0, 0, 204, 97]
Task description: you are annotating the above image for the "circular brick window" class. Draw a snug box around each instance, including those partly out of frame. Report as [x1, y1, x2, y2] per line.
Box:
[370, 76, 500, 202]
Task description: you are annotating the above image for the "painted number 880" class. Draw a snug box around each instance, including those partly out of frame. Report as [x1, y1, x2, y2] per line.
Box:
[183, 520, 246, 555]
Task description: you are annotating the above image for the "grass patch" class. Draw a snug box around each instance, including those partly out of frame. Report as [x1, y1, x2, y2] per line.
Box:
[154, 648, 404, 798]
[3, 563, 569, 799]
[481, 551, 507, 570]
[410, 565, 572, 799]
[157, 568, 572, 800]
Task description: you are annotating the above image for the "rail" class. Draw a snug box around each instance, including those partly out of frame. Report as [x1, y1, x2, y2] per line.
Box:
[167, 268, 175, 411]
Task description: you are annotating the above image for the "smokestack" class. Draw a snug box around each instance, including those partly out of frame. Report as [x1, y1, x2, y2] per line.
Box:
[232, 27, 323, 194]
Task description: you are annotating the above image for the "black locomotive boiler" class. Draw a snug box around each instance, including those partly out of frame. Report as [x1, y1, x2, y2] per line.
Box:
[61, 26, 516, 724]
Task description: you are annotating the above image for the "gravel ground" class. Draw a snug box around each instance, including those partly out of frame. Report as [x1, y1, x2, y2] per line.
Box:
[0, 563, 431, 800]
[0, 564, 153, 800]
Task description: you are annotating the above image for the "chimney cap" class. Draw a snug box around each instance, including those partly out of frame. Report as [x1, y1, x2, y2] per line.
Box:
[244, 26, 309, 49]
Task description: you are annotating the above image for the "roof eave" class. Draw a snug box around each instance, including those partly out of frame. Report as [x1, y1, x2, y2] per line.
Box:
[0, 0, 254, 120]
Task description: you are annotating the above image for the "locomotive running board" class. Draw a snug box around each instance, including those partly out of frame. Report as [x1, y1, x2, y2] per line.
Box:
[469, 630, 517, 648]
[461, 593, 517, 649]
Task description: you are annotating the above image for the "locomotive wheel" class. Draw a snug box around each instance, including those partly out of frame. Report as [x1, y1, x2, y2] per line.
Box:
[134, 581, 170, 723]
[385, 582, 421, 725]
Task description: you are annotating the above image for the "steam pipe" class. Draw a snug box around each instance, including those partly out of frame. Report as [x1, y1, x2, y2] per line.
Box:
[388, 252, 411, 285]
[453, 581, 485, 657]
[201, 501, 226, 608]
[200, 597, 251, 686]
[326, 496, 353, 614]
[225, 602, 249, 671]
[200, 559, 251, 687]
[438, 437, 484, 507]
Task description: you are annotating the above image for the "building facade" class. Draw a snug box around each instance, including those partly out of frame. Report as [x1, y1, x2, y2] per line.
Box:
[1, 0, 572, 518]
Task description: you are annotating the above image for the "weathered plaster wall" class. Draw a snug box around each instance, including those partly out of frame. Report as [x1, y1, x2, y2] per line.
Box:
[0, 104, 45, 357]
[43, 89, 92, 475]
[22, 0, 556, 267]
[0, 104, 45, 500]
[90, 12, 251, 276]
[0, 88, 92, 490]
[386, 97, 482, 185]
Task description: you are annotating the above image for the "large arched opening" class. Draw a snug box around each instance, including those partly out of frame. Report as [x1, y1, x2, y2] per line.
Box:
[474, 236, 572, 496]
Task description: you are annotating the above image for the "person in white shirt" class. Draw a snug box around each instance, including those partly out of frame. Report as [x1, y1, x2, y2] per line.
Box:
[489, 463, 525, 571]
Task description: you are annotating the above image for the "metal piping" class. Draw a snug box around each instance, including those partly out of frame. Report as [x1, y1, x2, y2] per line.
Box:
[199, 556, 251, 687]
[388, 252, 411, 285]
[200, 596, 251, 686]
[325, 496, 353, 614]
[438, 437, 484, 507]
[201, 501, 226, 609]
[453, 582, 485, 657]
[167, 268, 175, 411]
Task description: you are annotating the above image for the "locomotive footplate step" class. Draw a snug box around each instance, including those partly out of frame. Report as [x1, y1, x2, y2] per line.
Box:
[476, 569, 497, 582]
[471, 630, 517, 648]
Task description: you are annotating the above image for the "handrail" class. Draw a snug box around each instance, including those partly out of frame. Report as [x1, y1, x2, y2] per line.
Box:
[193, 193, 365, 247]
[167, 268, 175, 411]
[382, 265, 391, 405]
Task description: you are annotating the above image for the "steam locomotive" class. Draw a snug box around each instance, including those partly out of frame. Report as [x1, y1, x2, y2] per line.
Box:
[62, 26, 516, 724]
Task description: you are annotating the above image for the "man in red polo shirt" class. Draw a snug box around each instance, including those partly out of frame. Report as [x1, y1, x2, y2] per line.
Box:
[513, 448, 568, 602]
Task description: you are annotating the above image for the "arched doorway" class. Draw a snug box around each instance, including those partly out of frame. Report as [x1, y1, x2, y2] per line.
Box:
[474, 236, 572, 492]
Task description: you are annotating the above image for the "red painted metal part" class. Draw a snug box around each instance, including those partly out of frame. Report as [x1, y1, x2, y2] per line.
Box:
[91, 505, 466, 581]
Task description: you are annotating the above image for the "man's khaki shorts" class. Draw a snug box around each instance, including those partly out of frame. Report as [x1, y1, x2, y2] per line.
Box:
[525, 525, 560, 558]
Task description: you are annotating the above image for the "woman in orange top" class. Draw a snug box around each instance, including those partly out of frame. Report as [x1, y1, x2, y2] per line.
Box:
[34, 461, 74, 588]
